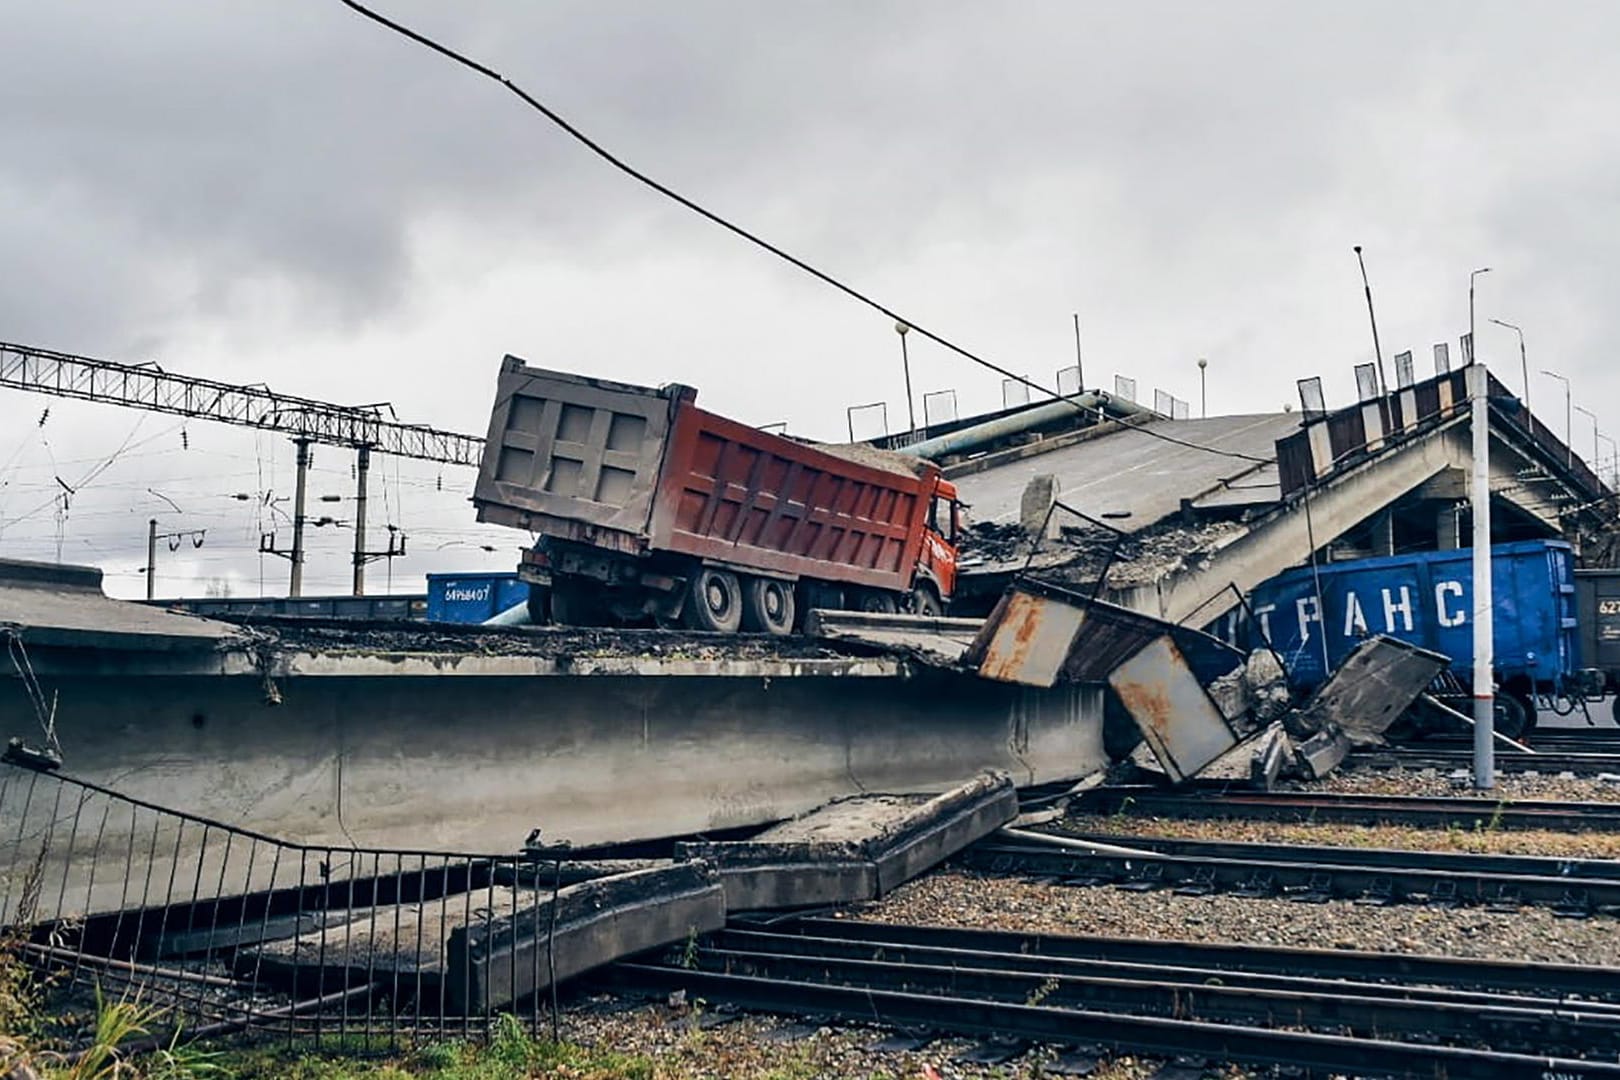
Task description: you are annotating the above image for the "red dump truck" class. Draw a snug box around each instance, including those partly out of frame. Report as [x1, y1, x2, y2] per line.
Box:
[472, 357, 962, 633]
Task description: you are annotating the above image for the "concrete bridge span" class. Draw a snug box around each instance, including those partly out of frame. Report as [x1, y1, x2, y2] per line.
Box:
[2, 629, 1104, 919]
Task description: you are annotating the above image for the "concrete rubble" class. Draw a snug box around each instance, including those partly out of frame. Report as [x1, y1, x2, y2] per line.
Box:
[675, 771, 1017, 910]
[955, 579, 1447, 790]
[220, 773, 1016, 1015]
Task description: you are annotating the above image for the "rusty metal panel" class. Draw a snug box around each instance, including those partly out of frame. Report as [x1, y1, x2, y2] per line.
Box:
[472, 357, 682, 544]
[965, 579, 1244, 691]
[1294, 635, 1448, 744]
[962, 587, 1086, 686]
[1109, 634, 1238, 782]
[649, 405, 937, 593]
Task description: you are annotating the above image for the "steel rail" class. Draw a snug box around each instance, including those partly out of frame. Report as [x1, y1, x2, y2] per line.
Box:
[1349, 748, 1620, 775]
[691, 943, 1620, 1052]
[963, 839, 1620, 912]
[598, 963, 1620, 1079]
[1054, 831, 1620, 881]
[718, 927, 1620, 1014]
[786, 917, 1620, 998]
[1079, 788, 1620, 831]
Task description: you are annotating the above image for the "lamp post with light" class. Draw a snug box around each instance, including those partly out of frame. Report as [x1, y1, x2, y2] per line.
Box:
[1197, 358, 1208, 418]
[1575, 405, 1600, 471]
[1542, 369, 1572, 468]
[1488, 318, 1529, 411]
[895, 322, 916, 437]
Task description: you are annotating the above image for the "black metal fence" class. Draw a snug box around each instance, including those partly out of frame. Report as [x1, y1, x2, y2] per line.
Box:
[1, 757, 589, 1057]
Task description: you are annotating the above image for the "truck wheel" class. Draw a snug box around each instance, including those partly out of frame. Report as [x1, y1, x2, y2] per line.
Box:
[526, 588, 552, 626]
[1612, 693, 1620, 727]
[550, 582, 594, 626]
[684, 568, 743, 633]
[909, 586, 943, 617]
[855, 590, 898, 615]
[742, 578, 796, 635]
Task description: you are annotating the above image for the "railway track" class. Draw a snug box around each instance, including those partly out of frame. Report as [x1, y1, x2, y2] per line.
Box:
[961, 834, 1620, 913]
[601, 917, 1620, 1078]
[1349, 746, 1620, 775]
[1080, 787, 1620, 830]
[1434, 729, 1620, 754]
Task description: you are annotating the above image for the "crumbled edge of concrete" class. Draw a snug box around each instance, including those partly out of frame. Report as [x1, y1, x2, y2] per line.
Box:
[675, 772, 1018, 909]
[447, 861, 726, 1014]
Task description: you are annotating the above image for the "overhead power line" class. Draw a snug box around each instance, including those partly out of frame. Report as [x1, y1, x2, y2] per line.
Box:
[335, 0, 1271, 466]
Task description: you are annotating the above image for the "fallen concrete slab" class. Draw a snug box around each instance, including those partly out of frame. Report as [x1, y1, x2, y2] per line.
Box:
[675, 772, 1017, 910]
[1293, 635, 1449, 746]
[445, 862, 724, 1015]
[243, 888, 513, 998]
[803, 609, 983, 667]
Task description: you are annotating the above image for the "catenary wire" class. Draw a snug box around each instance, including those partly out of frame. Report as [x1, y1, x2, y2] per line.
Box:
[334, 0, 1272, 466]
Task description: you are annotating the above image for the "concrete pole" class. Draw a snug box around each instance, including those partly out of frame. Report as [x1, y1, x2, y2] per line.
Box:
[352, 445, 371, 597]
[1468, 362, 1495, 790]
[289, 438, 311, 598]
[146, 518, 157, 601]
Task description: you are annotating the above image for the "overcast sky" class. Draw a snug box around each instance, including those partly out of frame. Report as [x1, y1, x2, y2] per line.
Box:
[2, 0, 1616, 598]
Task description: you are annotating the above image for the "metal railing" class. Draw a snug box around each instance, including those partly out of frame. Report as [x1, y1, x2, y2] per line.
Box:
[0, 759, 587, 1057]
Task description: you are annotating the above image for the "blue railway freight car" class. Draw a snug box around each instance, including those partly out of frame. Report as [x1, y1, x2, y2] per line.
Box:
[425, 572, 531, 624]
[1247, 539, 1578, 721]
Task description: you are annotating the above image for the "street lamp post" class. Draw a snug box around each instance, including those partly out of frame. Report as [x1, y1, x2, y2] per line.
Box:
[1197, 357, 1208, 418]
[1488, 318, 1529, 412]
[895, 322, 916, 437]
[1599, 432, 1618, 489]
[1575, 405, 1600, 471]
[1469, 267, 1492, 366]
[1542, 369, 1572, 467]
[1354, 246, 1387, 396]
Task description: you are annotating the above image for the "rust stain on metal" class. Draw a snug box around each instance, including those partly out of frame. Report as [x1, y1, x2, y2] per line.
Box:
[1113, 676, 1174, 742]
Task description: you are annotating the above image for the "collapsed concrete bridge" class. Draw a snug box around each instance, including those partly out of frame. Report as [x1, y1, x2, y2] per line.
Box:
[947, 365, 1612, 627]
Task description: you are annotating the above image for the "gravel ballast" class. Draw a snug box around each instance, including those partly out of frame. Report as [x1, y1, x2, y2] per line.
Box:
[558, 1000, 1180, 1079]
[864, 868, 1620, 965]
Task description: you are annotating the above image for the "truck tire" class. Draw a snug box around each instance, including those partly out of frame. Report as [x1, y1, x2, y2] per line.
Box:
[684, 568, 743, 633]
[742, 578, 796, 636]
[856, 590, 898, 615]
[550, 581, 595, 626]
[1612, 693, 1620, 727]
[526, 588, 552, 626]
[909, 585, 943, 617]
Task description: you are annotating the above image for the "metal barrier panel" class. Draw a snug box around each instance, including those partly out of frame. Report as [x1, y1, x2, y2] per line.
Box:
[0, 759, 641, 1055]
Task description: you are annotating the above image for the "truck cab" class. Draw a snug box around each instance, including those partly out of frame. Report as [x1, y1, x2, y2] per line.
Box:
[913, 478, 963, 614]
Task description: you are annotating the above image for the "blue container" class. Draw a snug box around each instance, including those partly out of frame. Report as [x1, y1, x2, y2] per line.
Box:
[426, 572, 531, 624]
[1246, 539, 1577, 694]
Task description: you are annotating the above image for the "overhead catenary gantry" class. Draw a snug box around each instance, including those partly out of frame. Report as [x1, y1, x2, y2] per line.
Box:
[0, 340, 486, 596]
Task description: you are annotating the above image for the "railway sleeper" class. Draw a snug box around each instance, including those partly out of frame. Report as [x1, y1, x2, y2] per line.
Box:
[688, 947, 1620, 1052]
[598, 961, 1620, 1076]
